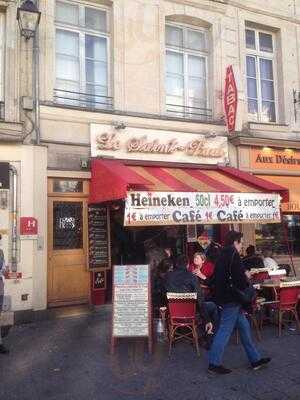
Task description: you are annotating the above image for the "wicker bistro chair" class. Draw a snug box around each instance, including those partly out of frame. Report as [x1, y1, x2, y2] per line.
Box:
[277, 286, 300, 336]
[259, 284, 300, 336]
[166, 292, 200, 356]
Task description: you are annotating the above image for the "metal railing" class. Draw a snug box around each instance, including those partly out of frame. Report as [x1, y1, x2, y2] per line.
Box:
[166, 103, 212, 121]
[0, 101, 4, 120]
[53, 89, 113, 111]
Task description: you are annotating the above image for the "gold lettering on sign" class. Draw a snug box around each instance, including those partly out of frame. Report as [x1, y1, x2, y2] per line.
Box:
[96, 133, 120, 150]
[95, 133, 225, 159]
[127, 136, 182, 154]
[185, 139, 225, 158]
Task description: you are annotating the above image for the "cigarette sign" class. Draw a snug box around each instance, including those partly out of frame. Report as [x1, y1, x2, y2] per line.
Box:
[224, 65, 238, 133]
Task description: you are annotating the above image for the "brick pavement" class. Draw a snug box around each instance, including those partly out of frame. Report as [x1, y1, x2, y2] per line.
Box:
[0, 310, 299, 400]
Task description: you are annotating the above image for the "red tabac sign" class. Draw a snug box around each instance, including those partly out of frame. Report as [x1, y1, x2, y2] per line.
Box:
[224, 65, 238, 133]
[20, 217, 38, 235]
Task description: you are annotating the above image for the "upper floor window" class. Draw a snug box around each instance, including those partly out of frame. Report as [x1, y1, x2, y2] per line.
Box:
[0, 13, 5, 119]
[245, 28, 276, 123]
[165, 24, 211, 120]
[54, 1, 112, 110]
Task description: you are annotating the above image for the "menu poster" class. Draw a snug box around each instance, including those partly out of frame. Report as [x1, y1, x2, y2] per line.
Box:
[111, 265, 152, 354]
[88, 206, 111, 270]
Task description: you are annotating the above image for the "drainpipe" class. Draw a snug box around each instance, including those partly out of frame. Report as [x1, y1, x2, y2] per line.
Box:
[9, 165, 18, 272]
[33, 12, 40, 145]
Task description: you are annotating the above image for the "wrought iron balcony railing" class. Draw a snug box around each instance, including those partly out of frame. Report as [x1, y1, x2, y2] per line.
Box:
[166, 103, 212, 121]
[53, 89, 113, 111]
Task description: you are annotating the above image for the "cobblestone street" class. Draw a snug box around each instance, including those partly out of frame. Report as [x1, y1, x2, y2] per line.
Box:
[0, 309, 299, 400]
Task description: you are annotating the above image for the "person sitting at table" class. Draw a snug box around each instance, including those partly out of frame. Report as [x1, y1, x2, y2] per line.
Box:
[165, 254, 219, 348]
[242, 245, 264, 271]
[262, 249, 279, 271]
[188, 251, 215, 282]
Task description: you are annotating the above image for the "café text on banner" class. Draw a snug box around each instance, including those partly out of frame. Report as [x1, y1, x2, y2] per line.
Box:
[124, 192, 281, 226]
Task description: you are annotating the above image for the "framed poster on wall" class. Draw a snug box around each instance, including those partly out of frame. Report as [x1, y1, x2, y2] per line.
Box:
[92, 270, 106, 291]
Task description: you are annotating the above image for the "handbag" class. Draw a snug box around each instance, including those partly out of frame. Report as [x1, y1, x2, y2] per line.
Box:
[228, 251, 256, 306]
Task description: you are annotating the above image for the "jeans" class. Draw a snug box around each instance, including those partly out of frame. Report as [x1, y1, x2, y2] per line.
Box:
[208, 304, 261, 366]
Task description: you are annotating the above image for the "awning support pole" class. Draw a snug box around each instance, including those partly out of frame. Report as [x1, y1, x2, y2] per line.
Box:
[281, 212, 296, 277]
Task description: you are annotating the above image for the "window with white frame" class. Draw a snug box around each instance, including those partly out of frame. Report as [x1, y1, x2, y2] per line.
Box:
[0, 13, 5, 119]
[165, 24, 210, 120]
[245, 28, 276, 123]
[55, 1, 112, 109]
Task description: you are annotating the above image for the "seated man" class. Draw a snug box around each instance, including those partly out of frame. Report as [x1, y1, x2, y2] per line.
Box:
[262, 249, 279, 271]
[165, 254, 219, 345]
[242, 245, 264, 271]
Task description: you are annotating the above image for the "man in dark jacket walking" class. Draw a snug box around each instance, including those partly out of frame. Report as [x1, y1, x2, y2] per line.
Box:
[208, 231, 270, 375]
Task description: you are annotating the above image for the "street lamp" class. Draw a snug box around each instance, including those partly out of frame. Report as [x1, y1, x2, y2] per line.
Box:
[17, 0, 41, 40]
[17, 0, 41, 144]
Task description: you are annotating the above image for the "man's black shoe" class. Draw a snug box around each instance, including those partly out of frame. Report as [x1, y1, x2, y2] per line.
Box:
[208, 364, 232, 375]
[0, 345, 9, 354]
[251, 357, 271, 370]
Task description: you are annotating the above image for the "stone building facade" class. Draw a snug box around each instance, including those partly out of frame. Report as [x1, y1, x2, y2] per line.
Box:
[0, 0, 300, 317]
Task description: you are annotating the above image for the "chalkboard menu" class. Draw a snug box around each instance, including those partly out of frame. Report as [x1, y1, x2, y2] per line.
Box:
[88, 206, 111, 270]
[111, 265, 152, 354]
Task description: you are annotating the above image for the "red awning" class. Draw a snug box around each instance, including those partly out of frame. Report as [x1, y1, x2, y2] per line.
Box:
[89, 159, 151, 203]
[89, 159, 288, 203]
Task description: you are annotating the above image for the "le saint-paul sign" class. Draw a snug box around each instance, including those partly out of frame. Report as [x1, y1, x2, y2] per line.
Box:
[90, 124, 228, 165]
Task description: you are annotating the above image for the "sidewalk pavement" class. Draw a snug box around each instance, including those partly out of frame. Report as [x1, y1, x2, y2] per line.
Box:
[0, 309, 299, 400]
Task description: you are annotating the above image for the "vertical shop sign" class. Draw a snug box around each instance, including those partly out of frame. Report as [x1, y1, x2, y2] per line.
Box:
[224, 65, 238, 133]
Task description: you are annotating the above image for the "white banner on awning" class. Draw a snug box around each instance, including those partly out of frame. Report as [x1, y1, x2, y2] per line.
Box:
[124, 191, 281, 226]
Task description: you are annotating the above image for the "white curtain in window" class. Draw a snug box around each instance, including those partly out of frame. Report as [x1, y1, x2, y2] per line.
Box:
[259, 32, 273, 53]
[166, 51, 183, 74]
[165, 25, 183, 47]
[85, 35, 107, 61]
[166, 50, 184, 98]
[56, 30, 79, 82]
[259, 58, 275, 121]
[166, 76, 184, 97]
[56, 1, 79, 25]
[85, 35, 108, 96]
[85, 8, 107, 32]
[188, 55, 206, 107]
[165, 25, 209, 117]
[188, 55, 206, 78]
[187, 30, 206, 51]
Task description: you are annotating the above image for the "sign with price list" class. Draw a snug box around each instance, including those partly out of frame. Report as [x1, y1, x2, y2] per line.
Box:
[124, 191, 281, 226]
[111, 264, 152, 354]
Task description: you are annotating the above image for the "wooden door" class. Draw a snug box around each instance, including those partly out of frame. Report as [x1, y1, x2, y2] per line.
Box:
[48, 197, 89, 307]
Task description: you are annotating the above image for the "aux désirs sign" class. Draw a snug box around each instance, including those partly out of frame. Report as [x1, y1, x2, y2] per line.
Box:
[255, 153, 300, 165]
